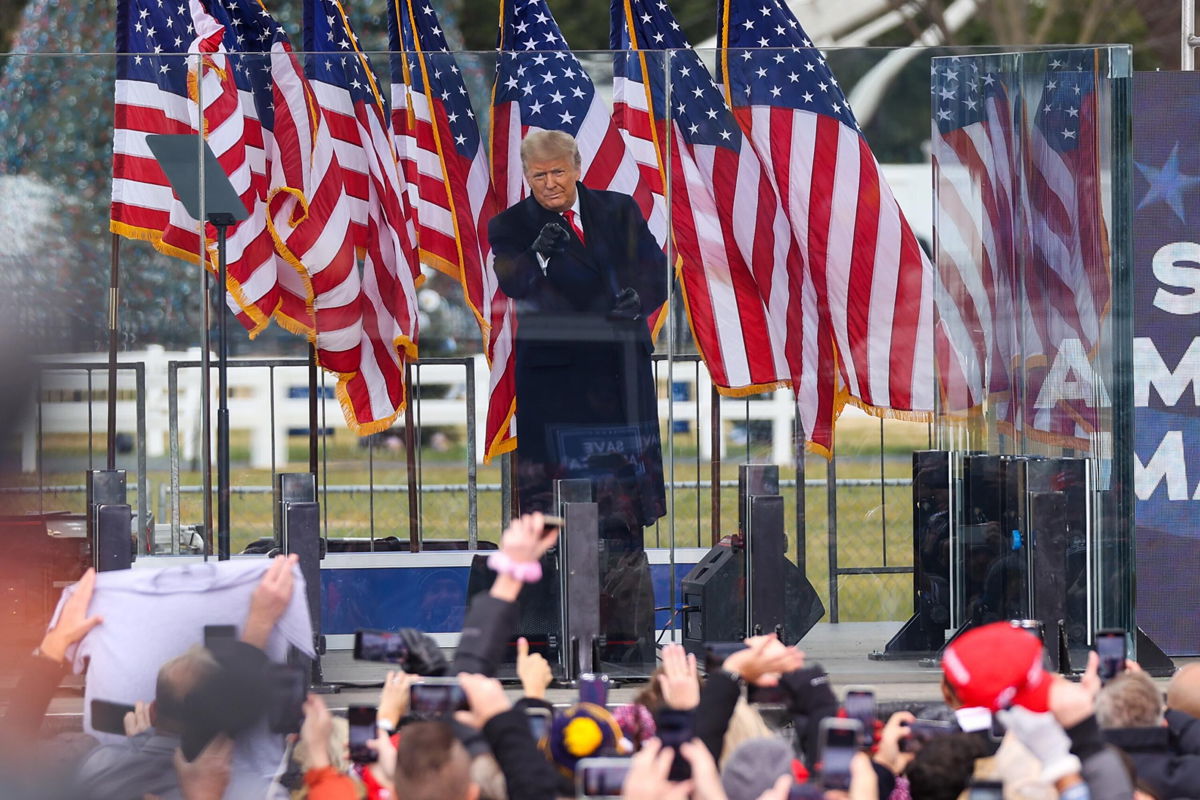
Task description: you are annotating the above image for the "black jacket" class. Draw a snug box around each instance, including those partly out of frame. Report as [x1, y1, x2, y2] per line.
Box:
[452, 592, 520, 677]
[482, 708, 560, 800]
[488, 185, 668, 527]
[1103, 724, 1200, 799]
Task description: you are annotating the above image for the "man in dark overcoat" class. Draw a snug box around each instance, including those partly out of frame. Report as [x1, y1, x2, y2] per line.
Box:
[487, 130, 666, 663]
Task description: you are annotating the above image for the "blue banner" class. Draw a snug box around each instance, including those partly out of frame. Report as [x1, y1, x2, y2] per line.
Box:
[1133, 72, 1200, 656]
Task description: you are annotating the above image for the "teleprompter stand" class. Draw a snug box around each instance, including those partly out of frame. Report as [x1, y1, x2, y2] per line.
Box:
[145, 134, 249, 562]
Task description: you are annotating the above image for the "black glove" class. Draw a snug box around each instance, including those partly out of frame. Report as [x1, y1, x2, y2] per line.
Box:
[398, 627, 450, 676]
[530, 222, 569, 258]
[608, 286, 642, 321]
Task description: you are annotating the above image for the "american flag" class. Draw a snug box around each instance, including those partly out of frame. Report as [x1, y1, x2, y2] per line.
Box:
[719, 0, 935, 420]
[611, 0, 835, 451]
[931, 57, 1022, 423]
[305, 0, 422, 431]
[111, 0, 295, 336]
[489, 0, 668, 456]
[388, 0, 511, 459]
[1021, 51, 1108, 448]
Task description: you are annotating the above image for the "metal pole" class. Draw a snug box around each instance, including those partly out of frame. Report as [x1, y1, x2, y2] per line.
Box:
[794, 416, 807, 575]
[710, 384, 721, 545]
[213, 217, 235, 561]
[826, 453, 839, 623]
[200, 257, 214, 560]
[404, 363, 420, 552]
[1184, 0, 1197, 70]
[106, 234, 121, 470]
[308, 344, 319, 477]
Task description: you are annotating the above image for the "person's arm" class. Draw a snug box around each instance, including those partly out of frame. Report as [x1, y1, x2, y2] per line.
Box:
[453, 514, 558, 676]
[458, 673, 559, 800]
[4, 568, 102, 737]
[695, 636, 804, 761]
[299, 695, 359, 800]
[778, 663, 839, 767]
[490, 212, 554, 299]
[241, 554, 298, 650]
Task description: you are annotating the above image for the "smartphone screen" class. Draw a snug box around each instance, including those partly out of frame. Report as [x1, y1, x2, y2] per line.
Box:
[203, 625, 237, 648]
[410, 681, 468, 719]
[576, 758, 631, 797]
[1095, 629, 1126, 684]
[656, 709, 693, 782]
[819, 720, 860, 791]
[91, 699, 136, 735]
[967, 779, 1004, 800]
[578, 673, 610, 707]
[844, 689, 877, 747]
[525, 708, 552, 740]
[353, 629, 409, 664]
[348, 705, 378, 764]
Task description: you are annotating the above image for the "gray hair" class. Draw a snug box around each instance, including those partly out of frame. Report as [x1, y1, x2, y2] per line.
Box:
[1096, 671, 1164, 729]
[520, 130, 580, 170]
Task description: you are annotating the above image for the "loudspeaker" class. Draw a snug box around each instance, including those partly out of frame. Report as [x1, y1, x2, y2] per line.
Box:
[746, 494, 785, 636]
[681, 543, 743, 657]
[682, 541, 823, 658]
[281, 501, 322, 634]
[466, 553, 562, 668]
[274, 473, 316, 546]
[94, 504, 133, 572]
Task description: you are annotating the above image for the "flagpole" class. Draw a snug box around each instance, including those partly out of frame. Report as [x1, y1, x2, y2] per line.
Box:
[106, 233, 121, 470]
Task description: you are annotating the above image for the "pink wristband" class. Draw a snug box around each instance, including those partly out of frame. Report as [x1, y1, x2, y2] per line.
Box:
[487, 551, 543, 583]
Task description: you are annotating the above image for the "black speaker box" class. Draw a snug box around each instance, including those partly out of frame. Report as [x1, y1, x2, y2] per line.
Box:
[682, 542, 823, 657]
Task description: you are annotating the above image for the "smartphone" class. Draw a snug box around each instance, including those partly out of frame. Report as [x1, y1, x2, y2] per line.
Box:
[525, 707, 552, 741]
[703, 642, 747, 674]
[91, 699, 136, 735]
[656, 707, 693, 782]
[203, 624, 237, 648]
[843, 688, 877, 747]
[787, 785, 825, 800]
[899, 719, 959, 753]
[1095, 629, 1126, 684]
[967, 779, 1004, 800]
[348, 705, 378, 764]
[267, 663, 307, 734]
[578, 673, 611, 707]
[410, 678, 468, 719]
[353, 628, 409, 665]
[541, 514, 565, 529]
[818, 718, 862, 791]
[576, 757, 632, 798]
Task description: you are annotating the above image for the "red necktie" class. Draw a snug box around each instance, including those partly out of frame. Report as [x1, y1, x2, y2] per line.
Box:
[564, 209, 585, 245]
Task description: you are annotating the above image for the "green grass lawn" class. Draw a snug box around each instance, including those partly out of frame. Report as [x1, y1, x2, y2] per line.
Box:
[7, 415, 930, 623]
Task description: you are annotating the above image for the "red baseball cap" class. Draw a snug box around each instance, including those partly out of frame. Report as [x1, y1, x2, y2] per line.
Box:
[941, 622, 1052, 712]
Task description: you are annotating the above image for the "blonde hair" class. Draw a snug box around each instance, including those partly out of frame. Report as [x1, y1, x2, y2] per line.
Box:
[520, 130, 580, 171]
[719, 699, 775, 769]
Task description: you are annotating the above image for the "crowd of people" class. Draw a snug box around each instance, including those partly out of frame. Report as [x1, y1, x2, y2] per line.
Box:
[2, 512, 1199, 800]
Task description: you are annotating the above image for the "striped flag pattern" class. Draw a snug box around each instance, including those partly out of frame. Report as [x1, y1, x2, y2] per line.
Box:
[305, 0, 422, 431]
[111, 0, 303, 336]
[931, 58, 1022, 421]
[1021, 52, 1108, 448]
[388, 0, 514, 461]
[719, 0, 935, 420]
[489, 0, 668, 455]
[611, 0, 835, 452]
